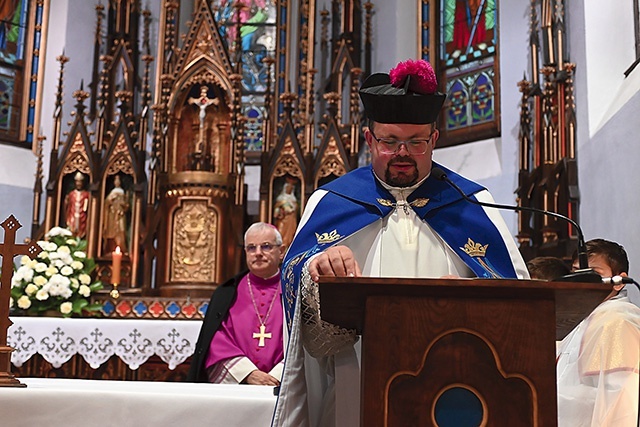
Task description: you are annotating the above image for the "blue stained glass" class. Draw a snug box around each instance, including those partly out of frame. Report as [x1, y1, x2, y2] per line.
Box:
[446, 79, 468, 130]
[0, 76, 12, 129]
[212, 0, 276, 93]
[471, 72, 494, 123]
[211, 1, 276, 152]
[243, 103, 264, 151]
[421, 1, 430, 62]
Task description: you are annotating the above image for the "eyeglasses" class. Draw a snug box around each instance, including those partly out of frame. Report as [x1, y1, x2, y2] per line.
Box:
[244, 243, 281, 254]
[369, 129, 433, 155]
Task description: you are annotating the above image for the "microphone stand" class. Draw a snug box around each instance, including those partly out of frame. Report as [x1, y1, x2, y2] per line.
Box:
[432, 167, 601, 283]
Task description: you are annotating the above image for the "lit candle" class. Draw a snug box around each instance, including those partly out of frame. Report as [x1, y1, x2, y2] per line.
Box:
[112, 246, 122, 284]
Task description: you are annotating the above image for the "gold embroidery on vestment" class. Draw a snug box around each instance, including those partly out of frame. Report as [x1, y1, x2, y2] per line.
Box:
[315, 230, 342, 244]
[376, 198, 429, 208]
[461, 238, 488, 257]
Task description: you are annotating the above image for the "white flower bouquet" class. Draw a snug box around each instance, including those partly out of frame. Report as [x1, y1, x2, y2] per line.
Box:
[10, 226, 103, 317]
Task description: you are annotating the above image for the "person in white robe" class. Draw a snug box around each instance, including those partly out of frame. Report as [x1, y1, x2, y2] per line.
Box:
[557, 238, 640, 426]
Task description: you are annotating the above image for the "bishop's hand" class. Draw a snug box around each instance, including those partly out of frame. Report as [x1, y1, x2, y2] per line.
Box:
[244, 370, 280, 386]
[308, 245, 362, 282]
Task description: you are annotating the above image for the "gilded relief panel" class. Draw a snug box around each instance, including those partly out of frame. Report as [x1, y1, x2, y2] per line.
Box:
[170, 200, 218, 282]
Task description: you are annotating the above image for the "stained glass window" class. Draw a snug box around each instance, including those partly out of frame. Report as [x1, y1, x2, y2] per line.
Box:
[0, 0, 28, 144]
[421, 0, 500, 147]
[243, 97, 264, 151]
[211, 0, 276, 156]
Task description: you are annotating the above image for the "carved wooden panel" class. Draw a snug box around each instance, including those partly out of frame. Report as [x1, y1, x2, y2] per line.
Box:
[170, 200, 218, 283]
[362, 295, 555, 426]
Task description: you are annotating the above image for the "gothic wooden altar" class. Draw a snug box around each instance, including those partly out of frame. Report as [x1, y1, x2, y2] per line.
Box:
[35, 1, 252, 300]
[30, 0, 373, 305]
[20, 0, 374, 382]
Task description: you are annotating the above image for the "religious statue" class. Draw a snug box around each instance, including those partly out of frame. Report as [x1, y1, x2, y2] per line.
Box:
[102, 174, 130, 253]
[64, 172, 90, 238]
[187, 85, 220, 171]
[273, 178, 298, 249]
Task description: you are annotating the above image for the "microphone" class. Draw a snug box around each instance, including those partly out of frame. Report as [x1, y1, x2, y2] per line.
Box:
[601, 275, 635, 285]
[431, 167, 598, 281]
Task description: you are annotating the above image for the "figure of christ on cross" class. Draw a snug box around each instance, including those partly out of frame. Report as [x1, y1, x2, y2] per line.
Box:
[0, 215, 42, 387]
[187, 85, 220, 156]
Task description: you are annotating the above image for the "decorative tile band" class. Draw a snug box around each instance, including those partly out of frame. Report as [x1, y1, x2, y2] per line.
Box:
[93, 296, 209, 320]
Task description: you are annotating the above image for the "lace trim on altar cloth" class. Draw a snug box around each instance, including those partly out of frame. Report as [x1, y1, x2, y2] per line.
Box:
[7, 317, 200, 370]
[299, 263, 357, 358]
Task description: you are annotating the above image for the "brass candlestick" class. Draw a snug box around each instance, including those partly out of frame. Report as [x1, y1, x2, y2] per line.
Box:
[110, 283, 120, 299]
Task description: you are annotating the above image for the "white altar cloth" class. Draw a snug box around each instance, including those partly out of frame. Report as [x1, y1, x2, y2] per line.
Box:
[0, 377, 277, 427]
[8, 317, 202, 370]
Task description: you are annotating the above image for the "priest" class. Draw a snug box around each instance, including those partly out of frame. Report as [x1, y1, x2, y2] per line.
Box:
[187, 222, 285, 385]
[272, 59, 529, 426]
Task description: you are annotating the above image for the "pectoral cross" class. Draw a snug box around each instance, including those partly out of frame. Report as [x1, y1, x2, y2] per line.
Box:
[0, 215, 42, 387]
[252, 324, 272, 347]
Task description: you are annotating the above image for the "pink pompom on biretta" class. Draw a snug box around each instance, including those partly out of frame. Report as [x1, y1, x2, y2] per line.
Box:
[389, 59, 438, 95]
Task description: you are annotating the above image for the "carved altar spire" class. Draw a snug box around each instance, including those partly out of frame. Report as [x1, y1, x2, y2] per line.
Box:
[517, 0, 580, 261]
[32, 135, 45, 237]
[262, 56, 276, 153]
[138, 8, 154, 152]
[89, 3, 106, 120]
[52, 53, 69, 152]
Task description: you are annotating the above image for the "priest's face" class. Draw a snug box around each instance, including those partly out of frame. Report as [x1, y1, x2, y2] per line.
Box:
[365, 122, 438, 187]
[245, 227, 285, 278]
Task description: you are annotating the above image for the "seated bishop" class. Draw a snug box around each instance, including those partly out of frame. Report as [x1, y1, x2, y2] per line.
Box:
[187, 222, 285, 385]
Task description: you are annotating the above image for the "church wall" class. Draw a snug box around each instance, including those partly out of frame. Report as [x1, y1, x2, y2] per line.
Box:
[578, 0, 636, 136]
[576, 91, 640, 275]
[569, 0, 640, 274]
[0, 147, 36, 242]
[366, 0, 417, 73]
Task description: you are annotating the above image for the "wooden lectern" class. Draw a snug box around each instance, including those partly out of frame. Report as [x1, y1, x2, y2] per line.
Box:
[319, 277, 610, 427]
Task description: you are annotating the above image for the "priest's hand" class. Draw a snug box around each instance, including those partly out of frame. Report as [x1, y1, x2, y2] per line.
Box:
[245, 369, 281, 386]
[308, 245, 362, 282]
